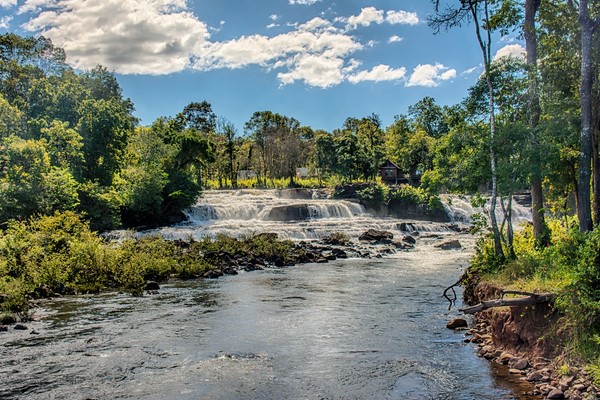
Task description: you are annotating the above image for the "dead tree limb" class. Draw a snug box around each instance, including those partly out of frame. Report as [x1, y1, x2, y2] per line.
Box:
[459, 290, 556, 314]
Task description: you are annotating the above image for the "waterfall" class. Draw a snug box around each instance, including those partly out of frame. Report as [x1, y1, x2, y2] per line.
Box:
[138, 190, 533, 241]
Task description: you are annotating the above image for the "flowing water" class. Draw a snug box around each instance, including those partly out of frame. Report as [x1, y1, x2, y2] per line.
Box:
[134, 189, 531, 241]
[1, 190, 537, 399]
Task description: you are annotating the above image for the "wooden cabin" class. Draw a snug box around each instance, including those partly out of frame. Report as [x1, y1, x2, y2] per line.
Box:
[380, 160, 405, 185]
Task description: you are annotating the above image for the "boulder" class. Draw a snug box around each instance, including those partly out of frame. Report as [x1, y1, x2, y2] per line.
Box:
[397, 222, 416, 232]
[401, 235, 417, 245]
[144, 281, 160, 291]
[0, 315, 16, 325]
[14, 324, 28, 331]
[510, 357, 529, 370]
[0, 325, 7, 332]
[223, 267, 238, 275]
[392, 240, 414, 250]
[435, 240, 462, 250]
[446, 318, 468, 330]
[359, 229, 394, 243]
[203, 269, 224, 279]
[546, 389, 564, 399]
[332, 248, 348, 259]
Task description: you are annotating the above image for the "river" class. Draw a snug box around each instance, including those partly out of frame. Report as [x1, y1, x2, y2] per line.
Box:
[0, 190, 536, 399]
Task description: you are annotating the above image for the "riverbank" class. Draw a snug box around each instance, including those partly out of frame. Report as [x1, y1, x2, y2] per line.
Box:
[457, 278, 599, 400]
[0, 210, 465, 329]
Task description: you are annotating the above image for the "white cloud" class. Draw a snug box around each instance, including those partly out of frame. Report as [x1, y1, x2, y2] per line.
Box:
[193, 18, 362, 88]
[407, 63, 456, 87]
[289, 0, 320, 4]
[462, 66, 479, 75]
[0, 16, 12, 28]
[270, 14, 279, 21]
[266, 23, 280, 29]
[494, 44, 526, 61]
[0, 0, 16, 8]
[348, 64, 406, 84]
[21, 0, 210, 75]
[386, 10, 419, 25]
[278, 54, 345, 88]
[388, 35, 403, 43]
[346, 7, 384, 29]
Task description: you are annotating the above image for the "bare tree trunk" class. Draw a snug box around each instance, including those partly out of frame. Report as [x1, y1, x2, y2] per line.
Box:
[470, 1, 504, 260]
[577, 0, 595, 232]
[525, 0, 548, 245]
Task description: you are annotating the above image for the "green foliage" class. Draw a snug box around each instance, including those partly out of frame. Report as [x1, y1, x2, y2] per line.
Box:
[77, 181, 122, 231]
[356, 182, 389, 206]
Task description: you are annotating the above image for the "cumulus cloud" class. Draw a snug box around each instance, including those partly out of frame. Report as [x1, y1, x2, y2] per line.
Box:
[289, 0, 321, 4]
[494, 44, 526, 61]
[407, 63, 456, 87]
[20, 0, 210, 74]
[0, 0, 16, 8]
[346, 7, 384, 29]
[386, 10, 419, 25]
[0, 16, 12, 28]
[348, 64, 406, 84]
[193, 17, 362, 87]
[15, 2, 433, 89]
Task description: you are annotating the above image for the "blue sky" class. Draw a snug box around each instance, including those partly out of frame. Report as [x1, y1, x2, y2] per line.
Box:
[0, 0, 524, 132]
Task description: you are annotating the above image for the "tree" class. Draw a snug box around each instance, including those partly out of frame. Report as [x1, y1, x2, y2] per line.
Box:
[430, 0, 505, 260]
[76, 98, 134, 185]
[574, 0, 600, 232]
[524, 0, 549, 245]
[0, 137, 78, 223]
[408, 96, 448, 138]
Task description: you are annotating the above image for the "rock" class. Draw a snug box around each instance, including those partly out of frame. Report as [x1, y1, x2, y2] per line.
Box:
[203, 269, 224, 279]
[527, 370, 545, 382]
[498, 352, 513, 365]
[434, 240, 462, 250]
[14, 324, 28, 330]
[0, 325, 7, 332]
[446, 318, 468, 330]
[223, 267, 238, 275]
[324, 253, 337, 261]
[30, 330, 39, 335]
[332, 248, 348, 258]
[397, 222, 416, 232]
[547, 389, 565, 399]
[509, 358, 529, 370]
[144, 281, 160, 291]
[392, 240, 414, 249]
[572, 384, 587, 392]
[509, 369, 523, 375]
[358, 229, 394, 243]
[401, 235, 417, 245]
[322, 234, 349, 246]
[559, 376, 575, 390]
[0, 315, 16, 325]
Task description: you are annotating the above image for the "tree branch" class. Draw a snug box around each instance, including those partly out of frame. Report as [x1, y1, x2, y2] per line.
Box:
[459, 290, 556, 314]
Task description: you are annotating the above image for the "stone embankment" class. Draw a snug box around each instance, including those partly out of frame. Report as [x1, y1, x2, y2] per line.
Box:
[452, 281, 599, 400]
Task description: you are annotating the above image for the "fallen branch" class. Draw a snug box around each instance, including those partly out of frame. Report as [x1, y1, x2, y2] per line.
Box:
[442, 266, 469, 311]
[459, 290, 556, 314]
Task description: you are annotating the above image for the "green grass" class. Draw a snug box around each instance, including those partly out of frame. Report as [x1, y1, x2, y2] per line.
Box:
[471, 218, 600, 383]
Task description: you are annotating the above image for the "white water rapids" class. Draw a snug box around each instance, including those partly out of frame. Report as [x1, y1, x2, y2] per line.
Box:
[137, 189, 532, 241]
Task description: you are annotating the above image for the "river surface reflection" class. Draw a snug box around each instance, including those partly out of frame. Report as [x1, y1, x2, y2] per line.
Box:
[0, 242, 536, 399]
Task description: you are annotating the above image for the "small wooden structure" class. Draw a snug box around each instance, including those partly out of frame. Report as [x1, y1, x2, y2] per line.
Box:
[380, 160, 404, 184]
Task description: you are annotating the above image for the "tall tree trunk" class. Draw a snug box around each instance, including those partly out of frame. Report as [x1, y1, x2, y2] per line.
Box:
[577, 0, 595, 232]
[525, 0, 548, 245]
[470, 1, 504, 260]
